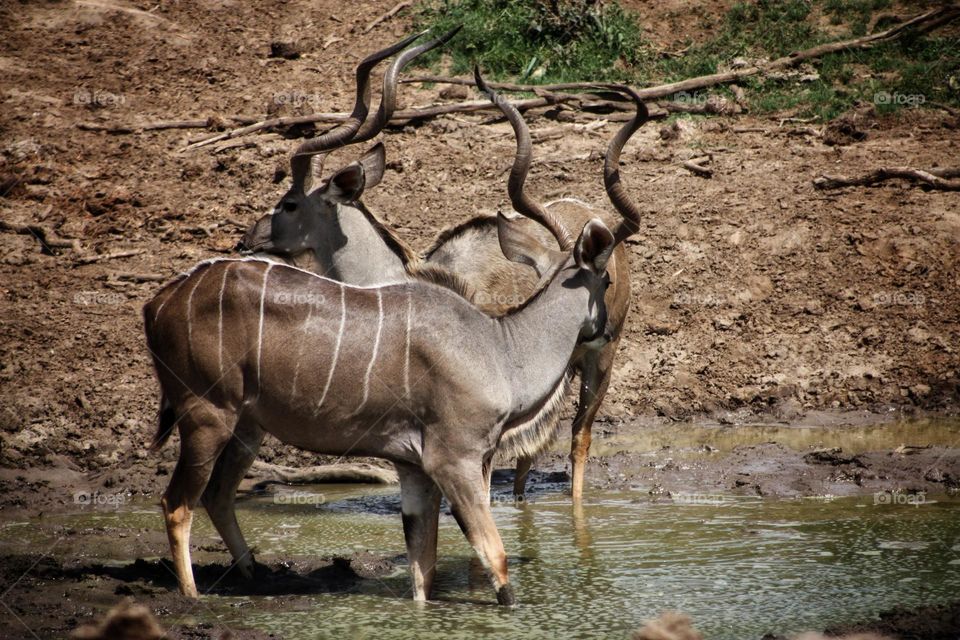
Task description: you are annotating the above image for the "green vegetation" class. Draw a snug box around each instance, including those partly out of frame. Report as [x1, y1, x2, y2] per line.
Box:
[413, 0, 646, 82]
[413, 0, 959, 121]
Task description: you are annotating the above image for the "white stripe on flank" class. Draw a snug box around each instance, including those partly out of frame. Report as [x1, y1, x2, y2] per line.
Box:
[186, 265, 212, 352]
[290, 302, 313, 400]
[256, 262, 273, 395]
[315, 283, 346, 415]
[353, 288, 384, 415]
[217, 263, 231, 379]
[153, 277, 187, 323]
[404, 288, 412, 399]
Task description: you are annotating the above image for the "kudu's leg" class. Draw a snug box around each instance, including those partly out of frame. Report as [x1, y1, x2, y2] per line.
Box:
[200, 417, 264, 580]
[396, 463, 442, 601]
[161, 401, 233, 598]
[570, 342, 618, 501]
[429, 458, 515, 606]
[512, 456, 533, 498]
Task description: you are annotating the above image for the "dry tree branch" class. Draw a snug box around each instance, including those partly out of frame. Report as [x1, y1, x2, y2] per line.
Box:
[0, 218, 82, 254]
[77, 117, 250, 134]
[364, 0, 413, 33]
[74, 249, 148, 265]
[813, 167, 960, 191]
[182, 94, 577, 150]
[681, 160, 713, 178]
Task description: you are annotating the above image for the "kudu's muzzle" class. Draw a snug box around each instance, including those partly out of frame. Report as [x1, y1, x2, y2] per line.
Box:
[238, 214, 274, 254]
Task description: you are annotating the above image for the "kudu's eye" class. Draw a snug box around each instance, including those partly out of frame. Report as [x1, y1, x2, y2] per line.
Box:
[281, 200, 297, 212]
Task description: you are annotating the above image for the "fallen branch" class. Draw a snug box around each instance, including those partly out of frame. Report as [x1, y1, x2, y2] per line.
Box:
[363, 0, 412, 33]
[932, 102, 960, 117]
[108, 271, 168, 283]
[75, 249, 147, 265]
[184, 94, 576, 150]
[250, 460, 398, 484]
[681, 159, 713, 178]
[402, 75, 651, 94]
[0, 218, 82, 254]
[813, 167, 960, 191]
[78, 117, 246, 134]
[635, 5, 959, 101]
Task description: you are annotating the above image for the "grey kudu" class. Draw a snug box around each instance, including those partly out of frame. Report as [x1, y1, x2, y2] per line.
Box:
[144, 63, 647, 604]
[243, 36, 649, 500]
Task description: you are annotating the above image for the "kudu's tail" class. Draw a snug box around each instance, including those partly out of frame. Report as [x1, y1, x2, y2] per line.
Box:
[151, 396, 176, 450]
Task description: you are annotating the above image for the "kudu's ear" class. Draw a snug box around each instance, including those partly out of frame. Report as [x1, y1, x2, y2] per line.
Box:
[574, 218, 615, 274]
[496, 212, 557, 278]
[324, 143, 386, 203]
[358, 142, 386, 190]
[326, 163, 367, 202]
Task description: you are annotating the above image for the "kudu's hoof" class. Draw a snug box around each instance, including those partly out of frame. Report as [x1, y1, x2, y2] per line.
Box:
[496, 584, 516, 606]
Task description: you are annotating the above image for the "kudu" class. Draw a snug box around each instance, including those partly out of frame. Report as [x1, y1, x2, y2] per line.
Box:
[243, 46, 649, 499]
[145, 71, 632, 605]
[242, 29, 462, 286]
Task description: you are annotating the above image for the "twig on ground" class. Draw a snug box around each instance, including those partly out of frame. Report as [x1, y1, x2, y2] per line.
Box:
[786, 126, 822, 137]
[681, 159, 713, 178]
[931, 102, 960, 117]
[75, 249, 148, 265]
[108, 272, 168, 283]
[363, 0, 412, 33]
[402, 75, 650, 94]
[78, 117, 249, 134]
[0, 217, 82, 254]
[813, 167, 960, 191]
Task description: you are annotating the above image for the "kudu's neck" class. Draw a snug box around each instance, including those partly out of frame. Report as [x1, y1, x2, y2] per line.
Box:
[317, 203, 410, 286]
[497, 274, 585, 416]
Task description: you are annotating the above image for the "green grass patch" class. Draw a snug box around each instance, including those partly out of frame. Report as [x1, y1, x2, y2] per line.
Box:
[412, 0, 646, 83]
[413, 0, 960, 120]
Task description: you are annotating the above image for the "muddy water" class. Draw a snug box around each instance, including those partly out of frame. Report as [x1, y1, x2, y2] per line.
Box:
[6, 484, 959, 639]
[581, 416, 960, 458]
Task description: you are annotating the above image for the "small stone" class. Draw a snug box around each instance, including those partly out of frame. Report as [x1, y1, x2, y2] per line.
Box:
[909, 384, 931, 399]
[269, 41, 301, 60]
[439, 85, 469, 100]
